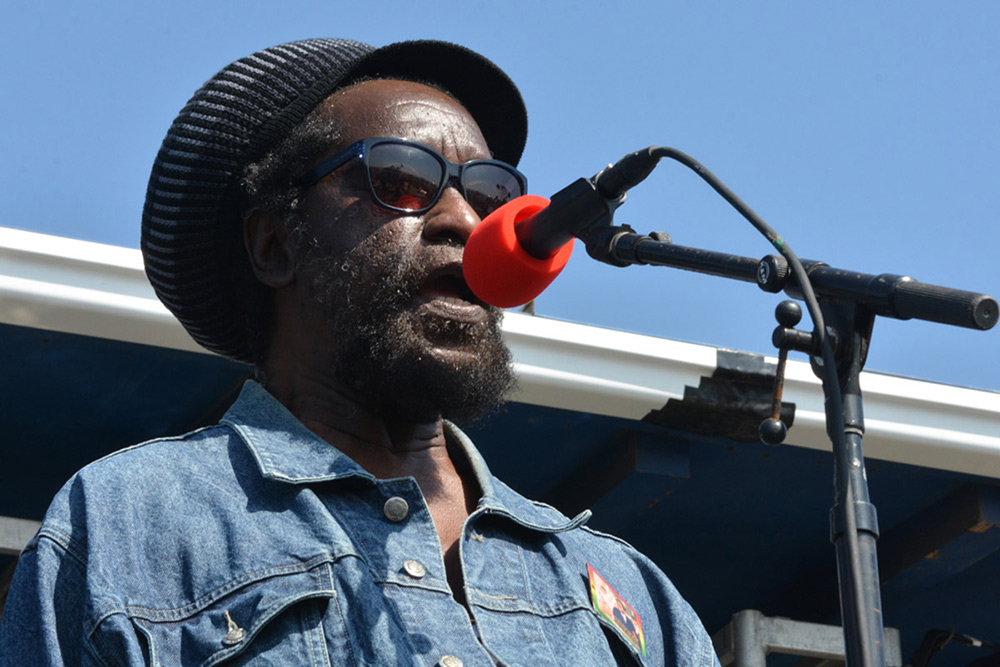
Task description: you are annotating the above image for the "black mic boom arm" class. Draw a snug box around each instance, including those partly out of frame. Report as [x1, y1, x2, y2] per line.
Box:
[589, 229, 997, 331]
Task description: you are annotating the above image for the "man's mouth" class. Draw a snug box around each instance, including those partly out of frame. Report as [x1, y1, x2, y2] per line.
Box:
[415, 265, 489, 322]
[418, 266, 476, 303]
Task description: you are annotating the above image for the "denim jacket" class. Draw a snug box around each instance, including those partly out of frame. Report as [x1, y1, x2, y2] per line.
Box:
[1, 381, 718, 666]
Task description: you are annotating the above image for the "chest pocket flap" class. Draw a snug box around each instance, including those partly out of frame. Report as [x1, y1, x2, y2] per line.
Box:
[121, 559, 341, 666]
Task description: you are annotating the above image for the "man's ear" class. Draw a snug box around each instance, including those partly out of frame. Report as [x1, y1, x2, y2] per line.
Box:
[244, 209, 295, 288]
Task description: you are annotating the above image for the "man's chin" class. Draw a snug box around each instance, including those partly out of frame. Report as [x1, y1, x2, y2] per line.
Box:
[356, 327, 516, 426]
[365, 364, 515, 426]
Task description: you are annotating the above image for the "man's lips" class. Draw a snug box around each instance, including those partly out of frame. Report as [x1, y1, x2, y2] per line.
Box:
[415, 265, 489, 321]
[417, 264, 478, 301]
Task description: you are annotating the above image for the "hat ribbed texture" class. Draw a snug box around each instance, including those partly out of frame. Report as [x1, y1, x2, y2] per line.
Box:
[141, 39, 527, 363]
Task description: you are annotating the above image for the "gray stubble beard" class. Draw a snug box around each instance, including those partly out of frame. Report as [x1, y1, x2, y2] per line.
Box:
[306, 241, 518, 425]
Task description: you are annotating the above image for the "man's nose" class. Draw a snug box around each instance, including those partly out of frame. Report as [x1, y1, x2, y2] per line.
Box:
[421, 187, 480, 245]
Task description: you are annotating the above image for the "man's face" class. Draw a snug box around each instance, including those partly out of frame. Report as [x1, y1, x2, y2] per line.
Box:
[283, 79, 516, 423]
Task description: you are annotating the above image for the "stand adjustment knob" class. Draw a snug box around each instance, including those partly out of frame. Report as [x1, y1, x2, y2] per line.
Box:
[775, 299, 802, 327]
[757, 254, 791, 293]
[758, 300, 801, 446]
[759, 417, 788, 446]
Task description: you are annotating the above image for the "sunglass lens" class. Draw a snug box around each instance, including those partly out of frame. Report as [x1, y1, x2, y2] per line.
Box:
[463, 164, 525, 217]
[368, 143, 443, 211]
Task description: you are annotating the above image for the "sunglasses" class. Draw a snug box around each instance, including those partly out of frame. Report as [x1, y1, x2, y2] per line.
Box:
[300, 137, 527, 218]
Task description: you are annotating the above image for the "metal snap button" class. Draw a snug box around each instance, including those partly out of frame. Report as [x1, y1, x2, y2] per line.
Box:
[383, 496, 409, 522]
[403, 559, 427, 579]
[438, 655, 464, 667]
[221, 610, 245, 646]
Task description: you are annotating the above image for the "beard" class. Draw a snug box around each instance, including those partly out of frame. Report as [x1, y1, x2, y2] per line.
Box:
[305, 238, 517, 425]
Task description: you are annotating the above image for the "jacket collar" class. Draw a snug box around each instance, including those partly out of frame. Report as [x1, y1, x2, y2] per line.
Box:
[445, 420, 592, 533]
[221, 380, 375, 485]
[222, 380, 590, 533]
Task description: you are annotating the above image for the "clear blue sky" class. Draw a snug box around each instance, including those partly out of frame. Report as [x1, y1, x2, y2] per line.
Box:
[2, 1, 997, 390]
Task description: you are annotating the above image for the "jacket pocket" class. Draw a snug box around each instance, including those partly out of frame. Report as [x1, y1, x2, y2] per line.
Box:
[113, 558, 346, 666]
[585, 608, 649, 667]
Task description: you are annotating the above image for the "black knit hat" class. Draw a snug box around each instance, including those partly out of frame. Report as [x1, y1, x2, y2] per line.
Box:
[142, 38, 528, 363]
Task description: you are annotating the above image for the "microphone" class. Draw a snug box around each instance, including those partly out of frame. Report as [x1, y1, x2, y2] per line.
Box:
[463, 147, 660, 308]
[462, 194, 571, 308]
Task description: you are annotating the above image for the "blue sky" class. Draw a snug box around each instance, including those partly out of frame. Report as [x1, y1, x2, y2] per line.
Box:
[2, 1, 997, 391]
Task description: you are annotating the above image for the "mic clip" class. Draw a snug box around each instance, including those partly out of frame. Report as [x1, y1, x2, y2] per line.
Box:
[520, 175, 626, 260]
[582, 223, 640, 268]
[557, 173, 627, 233]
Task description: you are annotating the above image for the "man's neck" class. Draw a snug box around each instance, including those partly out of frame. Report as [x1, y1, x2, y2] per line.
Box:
[263, 369, 453, 478]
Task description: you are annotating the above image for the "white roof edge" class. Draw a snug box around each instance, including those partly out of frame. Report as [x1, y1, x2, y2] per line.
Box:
[0, 227, 202, 351]
[3, 225, 999, 478]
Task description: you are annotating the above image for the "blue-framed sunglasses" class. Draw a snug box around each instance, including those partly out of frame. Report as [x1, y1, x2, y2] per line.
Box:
[300, 137, 528, 218]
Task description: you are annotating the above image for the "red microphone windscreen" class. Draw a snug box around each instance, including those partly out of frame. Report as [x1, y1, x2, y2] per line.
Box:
[463, 195, 574, 308]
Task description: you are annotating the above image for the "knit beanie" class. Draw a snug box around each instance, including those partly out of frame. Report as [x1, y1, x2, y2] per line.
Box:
[141, 38, 527, 363]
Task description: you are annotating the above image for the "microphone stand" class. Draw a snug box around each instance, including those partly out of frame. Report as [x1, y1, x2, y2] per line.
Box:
[570, 184, 997, 667]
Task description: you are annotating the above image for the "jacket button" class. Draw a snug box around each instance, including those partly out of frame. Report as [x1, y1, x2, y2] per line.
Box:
[403, 559, 427, 579]
[438, 655, 464, 667]
[383, 496, 409, 521]
[221, 610, 245, 646]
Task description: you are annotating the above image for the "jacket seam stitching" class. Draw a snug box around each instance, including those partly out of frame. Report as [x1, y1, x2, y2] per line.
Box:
[34, 526, 87, 567]
[120, 555, 338, 621]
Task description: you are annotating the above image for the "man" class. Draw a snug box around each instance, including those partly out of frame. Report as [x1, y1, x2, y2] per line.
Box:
[0, 39, 717, 666]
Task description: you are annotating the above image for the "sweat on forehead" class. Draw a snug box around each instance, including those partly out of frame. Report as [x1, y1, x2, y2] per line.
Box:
[316, 80, 489, 155]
